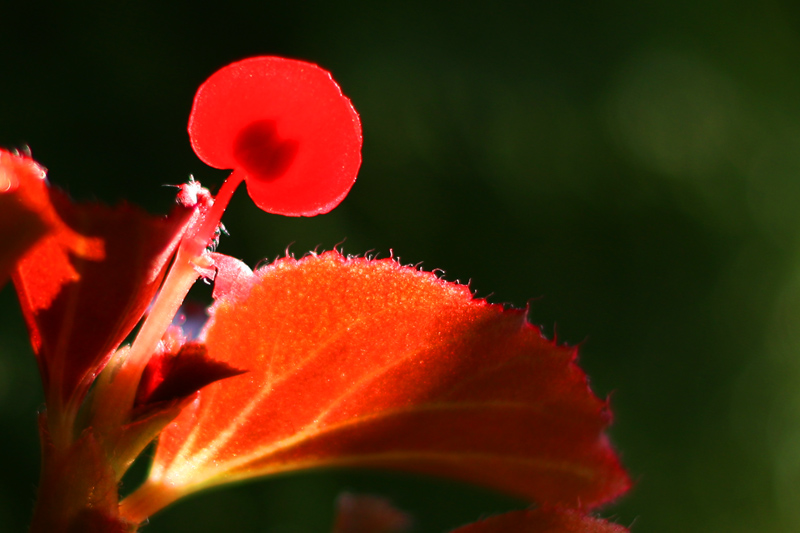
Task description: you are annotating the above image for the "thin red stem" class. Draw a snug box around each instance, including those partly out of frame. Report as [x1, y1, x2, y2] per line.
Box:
[90, 172, 245, 474]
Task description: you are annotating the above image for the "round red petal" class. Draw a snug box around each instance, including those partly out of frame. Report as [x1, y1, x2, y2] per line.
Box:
[188, 57, 362, 216]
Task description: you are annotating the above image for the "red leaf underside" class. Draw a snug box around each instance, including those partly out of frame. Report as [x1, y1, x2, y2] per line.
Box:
[143, 251, 628, 513]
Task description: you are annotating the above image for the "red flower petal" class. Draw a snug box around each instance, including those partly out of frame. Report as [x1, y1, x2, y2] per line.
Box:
[12, 187, 194, 410]
[188, 57, 362, 216]
[449, 508, 629, 533]
[0, 150, 53, 287]
[127, 252, 629, 520]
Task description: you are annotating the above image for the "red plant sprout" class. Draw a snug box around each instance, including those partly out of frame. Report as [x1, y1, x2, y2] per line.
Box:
[0, 56, 631, 532]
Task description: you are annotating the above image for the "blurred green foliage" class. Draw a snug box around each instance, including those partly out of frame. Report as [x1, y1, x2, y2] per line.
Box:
[3, 1, 800, 531]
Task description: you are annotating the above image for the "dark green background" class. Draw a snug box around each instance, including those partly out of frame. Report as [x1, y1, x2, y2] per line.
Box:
[2, 1, 800, 531]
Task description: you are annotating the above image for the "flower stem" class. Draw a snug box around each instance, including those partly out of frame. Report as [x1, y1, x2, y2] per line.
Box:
[90, 172, 245, 472]
[29, 417, 135, 532]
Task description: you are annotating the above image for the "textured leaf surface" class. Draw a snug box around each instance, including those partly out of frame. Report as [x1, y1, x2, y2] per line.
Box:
[449, 508, 629, 533]
[144, 251, 629, 512]
[12, 187, 192, 409]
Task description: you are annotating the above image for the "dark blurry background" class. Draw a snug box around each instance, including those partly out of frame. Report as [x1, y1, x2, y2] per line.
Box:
[3, 1, 800, 531]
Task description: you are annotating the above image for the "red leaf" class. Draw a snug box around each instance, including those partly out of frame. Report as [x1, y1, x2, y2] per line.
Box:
[12, 187, 193, 410]
[0, 150, 53, 287]
[188, 57, 362, 216]
[133, 252, 628, 518]
[449, 508, 629, 533]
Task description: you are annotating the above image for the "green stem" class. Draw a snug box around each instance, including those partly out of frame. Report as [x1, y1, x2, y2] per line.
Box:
[119, 481, 184, 525]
